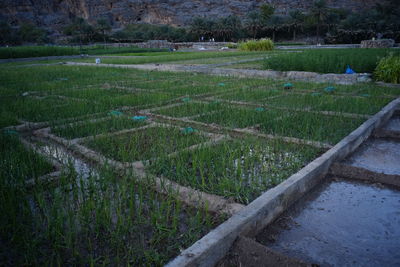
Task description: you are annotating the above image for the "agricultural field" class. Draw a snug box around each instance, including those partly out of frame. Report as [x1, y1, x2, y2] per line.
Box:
[1, 48, 399, 266]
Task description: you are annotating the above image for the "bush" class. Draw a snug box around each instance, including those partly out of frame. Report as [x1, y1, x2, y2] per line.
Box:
[238, 39, 274, 51]
[374, 55, 400, 83]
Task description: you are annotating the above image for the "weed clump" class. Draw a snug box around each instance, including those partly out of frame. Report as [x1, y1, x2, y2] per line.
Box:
[374, 55, 400, 84]
[239, 39, 274, 51]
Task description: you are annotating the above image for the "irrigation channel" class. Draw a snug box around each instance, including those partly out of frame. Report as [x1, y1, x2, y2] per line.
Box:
[216, 109, 400, 266]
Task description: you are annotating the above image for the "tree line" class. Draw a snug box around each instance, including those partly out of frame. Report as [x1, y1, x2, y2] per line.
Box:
[0, 0, 399, 45]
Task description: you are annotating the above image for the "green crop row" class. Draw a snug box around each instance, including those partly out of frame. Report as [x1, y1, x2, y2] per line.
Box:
[263, 48, 400, 74]
[0, 134, 217, 265]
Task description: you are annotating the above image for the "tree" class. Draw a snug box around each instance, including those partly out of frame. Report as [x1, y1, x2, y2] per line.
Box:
[189, 17, 215, 40]
[0, 21, 13, 45]
[215, 16, 242, 41]
[245, 11, 263, 38]
[19, 23, 48, 43]
[264, 15, 285, 42]
[64, 18, 95, 45]
[260, 4, 275, 22]
[289, 10, 305, 40]
[310, 0, 329, 42]
[96, 18, 112, 46]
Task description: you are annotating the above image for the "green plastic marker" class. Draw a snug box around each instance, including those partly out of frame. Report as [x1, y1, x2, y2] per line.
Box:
[182, 127, 198, 134]
[284, 83, 293, 89]
[324, 86, 335, 93]
[3, 129, 18, 136]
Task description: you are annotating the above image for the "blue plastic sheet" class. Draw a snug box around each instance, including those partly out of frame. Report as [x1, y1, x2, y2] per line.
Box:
[345, 65, 356, 74]
[132, 116, 148, 121]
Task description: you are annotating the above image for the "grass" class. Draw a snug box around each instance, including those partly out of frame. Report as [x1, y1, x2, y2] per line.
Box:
[0, 46, 78, 59]
[262, 93, 393, 115]
[52, 117, 148, 139]
[85, 126, 208, 162]
[239, 39, 274, 51]
[1, 51, 399, 265]
[193, 104, 364, 144]
[263, 48, 400, 74]
[0, 153, 217, 265]
[374, 55, 400, 84]
[259, 111, 364, 144]
[226, 60, 265, 70]
[217, 88, 284, 102]
[81, 46, 168, 55]
[0, 133, 54, 180]
[194, 104, 283, 129]
[153, 102, 222, 118]
[0, 45, 168, 59]
[70, 51, 275, 65]
[169, 53, 272, 65]
[150, 137, 320, 204]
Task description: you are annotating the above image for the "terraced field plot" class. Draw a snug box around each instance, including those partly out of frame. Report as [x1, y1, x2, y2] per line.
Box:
[1, 55, 399, 266]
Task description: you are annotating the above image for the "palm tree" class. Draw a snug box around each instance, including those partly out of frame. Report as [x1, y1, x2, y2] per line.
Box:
[215, 16, 242, 41]
[189, 17, 215, 41]
[96, 18, 112, 47]
[245, 11, 263, 39]
[289, 10, 305, 41]
[311, 0, 329, 43]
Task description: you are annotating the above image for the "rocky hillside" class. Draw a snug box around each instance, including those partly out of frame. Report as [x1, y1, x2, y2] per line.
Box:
[0, 0, 380, 33]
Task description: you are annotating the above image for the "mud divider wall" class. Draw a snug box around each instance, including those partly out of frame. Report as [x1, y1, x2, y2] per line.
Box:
[166, 97, 400, 267]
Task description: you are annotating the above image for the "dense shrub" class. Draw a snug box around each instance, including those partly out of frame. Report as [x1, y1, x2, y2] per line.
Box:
[238, 39, 274, 51]
[374, 55, 400, 84]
